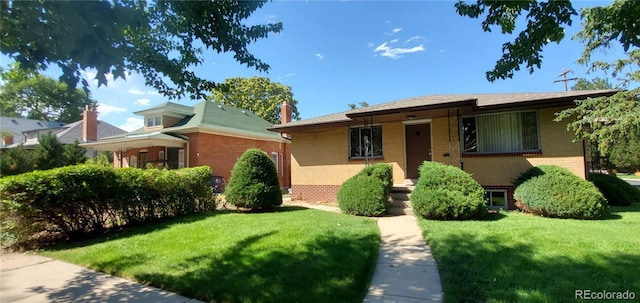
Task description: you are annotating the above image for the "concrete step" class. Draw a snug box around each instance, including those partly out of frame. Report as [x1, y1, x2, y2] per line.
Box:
[386, 205, 413, 215]
[390, 191, 411, 202]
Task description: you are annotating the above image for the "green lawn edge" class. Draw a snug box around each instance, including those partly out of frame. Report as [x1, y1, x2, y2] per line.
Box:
[41, 206, 380, 303]
[418, 205, 640, 303]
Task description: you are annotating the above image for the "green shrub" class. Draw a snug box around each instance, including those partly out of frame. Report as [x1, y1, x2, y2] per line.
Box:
[514, 166, 607, 219]
[357, 163, 393, 197]
[411, 161, 487, 220]
[338, 175, 386, 216]
[224, 148, 282, 210]
[588, 173, 640, 206]
[0, 165, 216, 244]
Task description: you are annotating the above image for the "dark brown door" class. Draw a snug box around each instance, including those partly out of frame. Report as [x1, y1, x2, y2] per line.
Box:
[405, 123, 432, 179]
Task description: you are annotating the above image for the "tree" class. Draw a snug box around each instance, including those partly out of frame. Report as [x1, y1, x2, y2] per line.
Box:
[455, 1, 577, 81]
[0, 145, 34, 176]
[63, 140, 87, 166]
[1, 1, 282, 99]
[208, 77, 300, 124]
[0, 64, 97, 122]
[571, 77, 615, 91]
[347, 101, 369, 110]
[32, 132, 64, 170]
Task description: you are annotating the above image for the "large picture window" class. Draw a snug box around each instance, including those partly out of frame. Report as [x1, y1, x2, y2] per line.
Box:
[350, 125, 383, 159]
[463, 111, 539, 153]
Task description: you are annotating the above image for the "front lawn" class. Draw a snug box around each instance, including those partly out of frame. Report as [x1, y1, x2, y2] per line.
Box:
[419, 205, 640, 303]
[42, 207, 380, 303]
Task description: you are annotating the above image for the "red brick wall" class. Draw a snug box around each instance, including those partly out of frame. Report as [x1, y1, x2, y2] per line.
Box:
[291, 185, 340, 203]
[111, 132, 290, 188]
[186, 133, 291, 187]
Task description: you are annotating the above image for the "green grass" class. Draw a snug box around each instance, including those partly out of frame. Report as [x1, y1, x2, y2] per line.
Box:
[617, 173, 640, 180]
[42, 206, 380, 303]
[418, 205, 640, 303]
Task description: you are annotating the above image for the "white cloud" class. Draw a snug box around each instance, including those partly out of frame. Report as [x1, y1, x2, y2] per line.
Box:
[146, 90, 161, 96]
[367, 42, 374, 48]
[390, 39, 399, 44]
[315, 53, 324, 60]
[284, 72, 296, 77]
[373, 42, 425, 59]
[392, 28, 402, 34]
[97, 103, 127, 116]
[128, 88, 144, 95]
[135, 98, 150, 106]
[405, 36, 422, 43]
[119, 117, 144, 132]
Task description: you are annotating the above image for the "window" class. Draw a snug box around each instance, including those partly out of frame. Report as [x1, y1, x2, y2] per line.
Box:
[178, 149, 185, 168]
[350, 125, 383, 159]
[158, 150, 165, 160]
[462, 111, 539, 153]
[130, 155, 137, 168]
[485, 190, 507, 209]
[146, 115, 162, 127]
[271, 152, 279, 174]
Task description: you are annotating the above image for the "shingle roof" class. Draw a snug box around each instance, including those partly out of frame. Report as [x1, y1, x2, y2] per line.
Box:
[0, 116, 66, 147]
[101, 101, 284, 142]
[6, 119, 126, 148]
[269, 90, 619, 132]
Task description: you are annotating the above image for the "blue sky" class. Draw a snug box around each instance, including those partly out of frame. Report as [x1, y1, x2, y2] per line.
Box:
[4, 1, 621, 131]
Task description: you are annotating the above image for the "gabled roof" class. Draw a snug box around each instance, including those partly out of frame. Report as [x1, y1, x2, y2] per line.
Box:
[89, 101, 284, 150]
[0, 116, 67, 147]
[5, 119, 126, 148]
[269, 90, 620, 132]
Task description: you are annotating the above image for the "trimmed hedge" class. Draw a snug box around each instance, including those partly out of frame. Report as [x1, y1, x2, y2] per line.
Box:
[0, 165, 215, 243]
[513, 165, 607, 219]
[337, 175, 387, 216]
[411, 161, 487, 220]
[357, 163, 393, 197]
[588, 173, 640, 206]
[338, 163, 392, 216]
[224, 148, 282, 210]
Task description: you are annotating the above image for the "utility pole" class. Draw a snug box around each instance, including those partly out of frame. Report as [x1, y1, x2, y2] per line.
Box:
[553, 68, 578, 91]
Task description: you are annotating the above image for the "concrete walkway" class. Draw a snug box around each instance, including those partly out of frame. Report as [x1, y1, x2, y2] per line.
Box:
[283, 200, 443, 302]
[363, 215, 443, 302]
[0, 253, 202, 303]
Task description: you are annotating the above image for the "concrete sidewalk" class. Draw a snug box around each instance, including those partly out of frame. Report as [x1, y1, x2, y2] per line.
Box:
[0, 253, 202, 303]
[364, 215, 443, 302]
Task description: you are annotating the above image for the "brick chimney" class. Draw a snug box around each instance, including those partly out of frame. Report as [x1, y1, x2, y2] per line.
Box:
[281, 100, 292, 139]
[83, 105, 98, 142]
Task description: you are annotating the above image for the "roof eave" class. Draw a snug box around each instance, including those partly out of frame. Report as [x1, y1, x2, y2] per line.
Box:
[346, 99, 477, 118]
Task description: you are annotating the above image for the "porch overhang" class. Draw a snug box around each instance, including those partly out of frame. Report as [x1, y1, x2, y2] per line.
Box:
[80, 132, 187, 151]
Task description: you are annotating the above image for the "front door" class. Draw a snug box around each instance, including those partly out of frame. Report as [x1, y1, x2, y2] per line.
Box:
[405, 123, 432, 179]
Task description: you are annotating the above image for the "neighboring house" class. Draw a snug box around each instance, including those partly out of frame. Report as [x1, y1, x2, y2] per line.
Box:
[1, 107, 126, 157]
[81, 101, 292, 188]
[269, 90, 618, 209]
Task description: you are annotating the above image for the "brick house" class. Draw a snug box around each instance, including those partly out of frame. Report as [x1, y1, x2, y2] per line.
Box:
[82, 101, 292, 188]
[268, 90, 618, 209]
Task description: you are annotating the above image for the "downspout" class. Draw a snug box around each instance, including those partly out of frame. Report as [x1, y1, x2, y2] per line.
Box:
[582, 139, 589, 179]
[457, 109, 462, 170]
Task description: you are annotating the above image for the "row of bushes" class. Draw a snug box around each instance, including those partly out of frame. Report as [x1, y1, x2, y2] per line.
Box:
[0, 165, 216, 242]
[337, 163, 393, 216]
